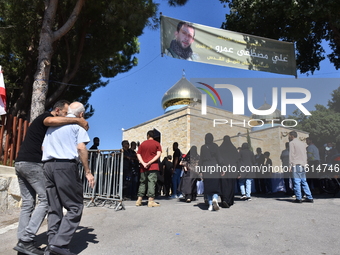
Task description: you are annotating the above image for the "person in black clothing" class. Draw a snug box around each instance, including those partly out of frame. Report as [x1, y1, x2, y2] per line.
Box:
[179, 146, 200, 203]
[323, 142, 338, 164]
[238, 143, 256, 201]
[89, 137, 100, 150]
[162, 155, 173, 197]
[129, 141, 139, 199]
[122, 140, 133, 199]
[254, 147, 266, 194]
[219, 135, 239, 208]
[88, 137, 100, 178]
[172, 142, 183, 198]
[281, 142, 293, 196]
[199, 133, 222, 211]
[263, 151, 273, 194]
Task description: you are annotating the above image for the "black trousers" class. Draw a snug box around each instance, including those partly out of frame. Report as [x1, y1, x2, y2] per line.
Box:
[254, 178, 267, 193]
[163, 172, 172, 196]
[44, 161, 83, 247]
[220, 177, 236, 205]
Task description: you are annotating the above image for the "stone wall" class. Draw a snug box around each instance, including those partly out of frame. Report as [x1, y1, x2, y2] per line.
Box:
[250, 127, 309, 168]
[123, 107, 190, 158]
[0, 166, 21, 212]
[123, 104, 252, 157]
[123, 104, 309, 169]
[189, 104, 250, 150]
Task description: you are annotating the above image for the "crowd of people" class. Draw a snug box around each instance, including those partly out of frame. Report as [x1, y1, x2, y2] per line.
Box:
[13, 107, 339, 254]
[120, 131, 339, 211]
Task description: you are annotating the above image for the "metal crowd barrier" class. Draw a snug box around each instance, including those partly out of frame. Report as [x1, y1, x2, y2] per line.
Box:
[78, 149, 124, 211]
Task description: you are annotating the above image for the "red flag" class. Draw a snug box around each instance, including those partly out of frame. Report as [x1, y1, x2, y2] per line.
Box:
[0, 66, 6, 115]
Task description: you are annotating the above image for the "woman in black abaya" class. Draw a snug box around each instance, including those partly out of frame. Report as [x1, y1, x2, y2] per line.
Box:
[219, 135, 240, 208]
[199, 133, 221, 211]
[178, 146, 200, 203]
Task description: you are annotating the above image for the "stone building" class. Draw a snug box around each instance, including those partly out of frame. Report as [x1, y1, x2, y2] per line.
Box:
[123, 76, 308, 168]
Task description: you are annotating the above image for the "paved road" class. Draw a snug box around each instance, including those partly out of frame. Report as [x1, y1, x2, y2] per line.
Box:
[1, 193, 340, 255]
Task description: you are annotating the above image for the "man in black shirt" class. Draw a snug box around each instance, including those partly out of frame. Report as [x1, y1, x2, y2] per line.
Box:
[171, 142, 183, 198]
[89, 137, 100, 150]
[14, 100, 88, 255]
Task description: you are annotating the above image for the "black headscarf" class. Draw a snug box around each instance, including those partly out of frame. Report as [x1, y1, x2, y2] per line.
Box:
[200, 133, 220, 165]
[241, 142, 249, 150]
[184, 145, 200, 171]
[219, 135, 239, 166]
[205, 133, 214, 145]
[239, 142, 255, 167]
[186, 145, 199, 160]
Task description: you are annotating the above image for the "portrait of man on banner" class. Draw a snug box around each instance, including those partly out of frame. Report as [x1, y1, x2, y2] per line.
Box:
[165, 21, 200, 61]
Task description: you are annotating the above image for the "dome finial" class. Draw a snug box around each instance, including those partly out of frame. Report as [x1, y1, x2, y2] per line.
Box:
[182, 69, 185, 78]
[161, 76, 202, 113]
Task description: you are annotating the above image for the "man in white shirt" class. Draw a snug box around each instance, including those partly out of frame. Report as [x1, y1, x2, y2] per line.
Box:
[42, 102, 95, 255]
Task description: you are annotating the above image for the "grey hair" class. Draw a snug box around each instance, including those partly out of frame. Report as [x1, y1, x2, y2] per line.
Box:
[289, 131, 298, 138]
[68, 102, 85, 117]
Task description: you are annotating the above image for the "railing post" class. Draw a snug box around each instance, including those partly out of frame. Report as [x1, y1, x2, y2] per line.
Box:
[16, 118, 23, 159]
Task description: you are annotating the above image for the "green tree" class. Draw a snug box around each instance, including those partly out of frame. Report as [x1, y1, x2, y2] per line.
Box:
[220, 0, 340, 74]
[289, 104, 340, 148]
[0, 0, 189, 121]
[328, 87, 340, 112]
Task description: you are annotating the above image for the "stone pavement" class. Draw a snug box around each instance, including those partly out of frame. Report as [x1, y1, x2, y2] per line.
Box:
[1, 193, 340, 255]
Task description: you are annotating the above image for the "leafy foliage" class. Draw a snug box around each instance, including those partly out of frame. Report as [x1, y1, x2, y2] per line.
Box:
[289, 99, 340, 148]
[167, 0, 189, 7]
[220, 0, 340, 74]
[328, 86, 340, 112]
[0, 0, 160, 119]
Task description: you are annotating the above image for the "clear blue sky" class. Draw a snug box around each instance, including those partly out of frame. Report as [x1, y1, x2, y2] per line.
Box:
[86, 0, 340, 150]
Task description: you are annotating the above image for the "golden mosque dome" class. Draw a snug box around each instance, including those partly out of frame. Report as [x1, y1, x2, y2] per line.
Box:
[162, 76, 202, 113]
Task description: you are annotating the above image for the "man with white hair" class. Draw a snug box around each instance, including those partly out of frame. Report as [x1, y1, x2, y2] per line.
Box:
[13, 100, 88, 255]
[42, 101, 95, 255]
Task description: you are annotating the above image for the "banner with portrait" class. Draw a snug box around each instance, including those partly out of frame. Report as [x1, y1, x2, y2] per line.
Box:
[161, 15, 297, 77]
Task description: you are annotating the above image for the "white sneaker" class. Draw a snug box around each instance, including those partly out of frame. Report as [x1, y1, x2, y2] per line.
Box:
[241, 195, 247, 200]
[212, 199, 220, 211]
[208, 205, 213, 211]
[178, 194, 184, 198]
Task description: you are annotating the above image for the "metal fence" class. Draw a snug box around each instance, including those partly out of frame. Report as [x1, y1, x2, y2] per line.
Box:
[78, 149, 124, 211]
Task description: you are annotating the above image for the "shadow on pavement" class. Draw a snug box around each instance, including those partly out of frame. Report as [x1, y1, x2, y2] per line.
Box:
[70, 226, 99, 254]
[31, 226, 98, 255]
